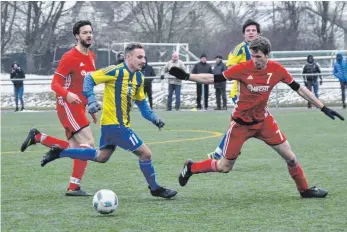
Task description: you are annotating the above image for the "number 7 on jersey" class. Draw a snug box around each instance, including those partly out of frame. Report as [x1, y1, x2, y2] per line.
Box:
[267, 73, 273, 84]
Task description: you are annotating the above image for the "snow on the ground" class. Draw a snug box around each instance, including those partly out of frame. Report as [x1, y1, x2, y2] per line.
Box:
[0, 73, 344, 108]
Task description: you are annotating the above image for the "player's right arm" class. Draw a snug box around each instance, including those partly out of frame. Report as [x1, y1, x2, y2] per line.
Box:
[168, 63, 245, 84]
[83, 65, 117, 114]
[51, 54, 82, 104]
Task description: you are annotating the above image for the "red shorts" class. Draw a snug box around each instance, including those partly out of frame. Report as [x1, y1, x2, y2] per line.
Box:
[56, 97, 90, 139]
[223, 114, 287, 160]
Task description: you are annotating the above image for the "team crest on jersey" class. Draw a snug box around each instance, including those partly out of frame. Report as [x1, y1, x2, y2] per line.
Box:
[247, 84, 270, 92]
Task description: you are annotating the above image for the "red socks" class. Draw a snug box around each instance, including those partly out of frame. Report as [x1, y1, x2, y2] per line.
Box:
[288, 163, 309, 192]
[34, 133, 69, 148]
[191, 159, 218, 174]
[34, 133, 88, 191]
[68, 144, 90, 190]
[68, 159, 88, 190]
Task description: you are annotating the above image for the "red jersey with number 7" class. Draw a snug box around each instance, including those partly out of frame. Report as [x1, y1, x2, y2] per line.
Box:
[222, 60, 294, 122]
[51, 47, 96, 104]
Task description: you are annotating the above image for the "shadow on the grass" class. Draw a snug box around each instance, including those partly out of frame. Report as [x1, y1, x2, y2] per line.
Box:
[94, 214, 117, 218]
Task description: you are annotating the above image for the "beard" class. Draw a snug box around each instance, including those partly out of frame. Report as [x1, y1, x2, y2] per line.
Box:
[80, 39, 92, 48]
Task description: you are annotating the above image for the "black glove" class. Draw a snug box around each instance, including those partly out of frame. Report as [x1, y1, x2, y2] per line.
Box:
[320, 80, 323, 85]
[160, 75, 165, 80]
[153, 118, 165, 130]
[321, 106, 344, 120]
[169, 67, 190, 80]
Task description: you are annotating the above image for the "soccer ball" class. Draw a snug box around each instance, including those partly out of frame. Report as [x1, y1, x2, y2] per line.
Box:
[92, 189, 118, 214]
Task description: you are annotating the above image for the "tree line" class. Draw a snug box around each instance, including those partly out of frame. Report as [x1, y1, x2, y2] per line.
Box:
[1, 1, 346, 74]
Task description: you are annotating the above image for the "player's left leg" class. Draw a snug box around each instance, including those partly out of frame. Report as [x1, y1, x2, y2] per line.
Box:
[56, 101, 94, 196]
[258, 114, 327, 198]
[115, 127, 177, 199]
[180, 120, 248, 186]
[133, 143, 177, 199]
[271, 141, 327, 198]
[20, 128, 69, 152]
[65, 126, 95, 196]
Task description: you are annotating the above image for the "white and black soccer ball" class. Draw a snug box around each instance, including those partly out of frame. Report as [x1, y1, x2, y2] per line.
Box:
[92, 189, 118, 214]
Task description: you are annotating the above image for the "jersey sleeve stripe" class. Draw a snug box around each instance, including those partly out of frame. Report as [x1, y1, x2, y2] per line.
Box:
[55, 72, 66, 78]
[115, 69, 124, 125]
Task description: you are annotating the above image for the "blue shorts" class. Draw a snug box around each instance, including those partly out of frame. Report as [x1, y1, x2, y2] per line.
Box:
[99, 125, 143, 152]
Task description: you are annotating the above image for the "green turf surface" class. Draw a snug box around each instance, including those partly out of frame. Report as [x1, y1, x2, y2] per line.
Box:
[1, 109, 347, 232]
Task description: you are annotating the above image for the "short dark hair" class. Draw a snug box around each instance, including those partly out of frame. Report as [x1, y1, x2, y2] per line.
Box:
[125, 43, 144, 55]
[242, 19, 261, 34]
[73, 20, 92, 35]
[249, 36, 271, 55]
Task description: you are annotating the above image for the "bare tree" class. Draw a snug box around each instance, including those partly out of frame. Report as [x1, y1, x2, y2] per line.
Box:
[6, 1, 79, 73]
[274, 2, 306, 50]
[129, 2, 202, 43]
[305, 1, 347, 49]
[1, 1, 18, 55]
[200, 1, 263, 57]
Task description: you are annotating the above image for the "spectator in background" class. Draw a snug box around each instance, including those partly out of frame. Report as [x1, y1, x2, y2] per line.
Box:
[213, 55, 227, 110]
[10, 62, 25, 111]
[142, 56, 156, 109]
[333, 52, 347, 109]
[161, 52, 186, 111]
[302, 55, 322, 108]
[116, 52, 125, 65]
[192, 53, 212, 110]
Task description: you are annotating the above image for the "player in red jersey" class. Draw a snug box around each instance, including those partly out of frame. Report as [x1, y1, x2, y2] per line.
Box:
[169, 36, 344, 198]
[20, 20, 97, 196]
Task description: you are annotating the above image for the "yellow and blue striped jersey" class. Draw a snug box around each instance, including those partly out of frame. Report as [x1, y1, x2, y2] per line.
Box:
[227, 41, 251, 98]
[90, 63, 146, 127]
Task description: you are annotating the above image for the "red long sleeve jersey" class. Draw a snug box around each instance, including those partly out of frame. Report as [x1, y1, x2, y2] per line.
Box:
[223, 60, 294, 122]
[51, 47, 96, 104]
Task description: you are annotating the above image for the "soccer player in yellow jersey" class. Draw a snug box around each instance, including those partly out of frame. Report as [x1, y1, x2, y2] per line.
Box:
[207, 19, 261, 160]
[41, 43, 177, 199]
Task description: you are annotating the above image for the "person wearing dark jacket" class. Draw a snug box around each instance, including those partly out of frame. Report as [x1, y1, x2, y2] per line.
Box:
[10, 62, 25, 111]
[116, 52, 125, 65]
[192, 53, 212, 110]
[213, 55, 227, 110]
[302, 55, 322, 108]
[142, 56, 156, 109]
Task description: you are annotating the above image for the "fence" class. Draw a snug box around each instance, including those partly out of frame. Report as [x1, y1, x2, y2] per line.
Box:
[1, 49, 347, 109]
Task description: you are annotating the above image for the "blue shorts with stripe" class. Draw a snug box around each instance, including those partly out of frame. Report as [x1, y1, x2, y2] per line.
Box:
[99, 125, 143, 152]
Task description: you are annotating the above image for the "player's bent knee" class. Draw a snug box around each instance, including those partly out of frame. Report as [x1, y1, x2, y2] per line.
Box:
[95, 155, 110, 163]
[286, 158, 297, 167]
[218, 159, 235, 173]
[133, 145, 152, 160]
[139, 152, 151, 161]
[219, 165, 233, 173]
[95, 149, 113, 163]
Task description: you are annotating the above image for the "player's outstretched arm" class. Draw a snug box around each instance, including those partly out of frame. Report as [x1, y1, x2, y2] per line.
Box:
[135, 100, 165, 129]
[293, 83, 344, 121]
[169, 67, 226, 84]
[83, 74, 101, 115]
